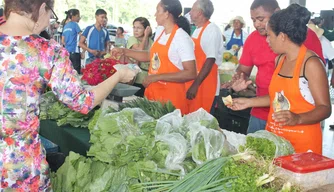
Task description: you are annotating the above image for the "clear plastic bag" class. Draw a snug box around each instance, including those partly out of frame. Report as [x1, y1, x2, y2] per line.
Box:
[156, 133, 188, 174]
[189, 123, 237, 165]
[184, 108, 219, 130]
[221, 129, 247, 152]
[155, 109, 184, 137]
[248, 130, 295, 157]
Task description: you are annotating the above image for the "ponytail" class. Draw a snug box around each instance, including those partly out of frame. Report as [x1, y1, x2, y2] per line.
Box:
[175, 16, 191, 35]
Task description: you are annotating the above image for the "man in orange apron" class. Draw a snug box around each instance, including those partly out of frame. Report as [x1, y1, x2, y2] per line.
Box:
[187, 0, 224, 113]
[145, 25, 190, 114]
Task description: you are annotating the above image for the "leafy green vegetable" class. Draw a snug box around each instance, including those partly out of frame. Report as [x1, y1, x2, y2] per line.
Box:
[117, 97, 176, 119]
[240, 136, 276, 159]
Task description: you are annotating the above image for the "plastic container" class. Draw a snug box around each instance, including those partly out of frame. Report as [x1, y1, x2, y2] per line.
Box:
[274, 152, 334, 190]
[109, 83, 140, 97]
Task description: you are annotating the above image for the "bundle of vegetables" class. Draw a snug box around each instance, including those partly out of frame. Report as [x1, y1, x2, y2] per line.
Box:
[81, 58, 119, 85]
[40, 91, 95, 128]
[115, 97, 176, 119]
[239, 130, 295, 159]
[51, 152, 132, 192]
[137, 157, 234, 192]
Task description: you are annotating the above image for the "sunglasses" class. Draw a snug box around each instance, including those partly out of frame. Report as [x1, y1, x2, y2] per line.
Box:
[45, 2, 58, 22]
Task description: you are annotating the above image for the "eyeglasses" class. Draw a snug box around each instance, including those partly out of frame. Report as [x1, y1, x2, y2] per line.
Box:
[45, 2, 58, 22]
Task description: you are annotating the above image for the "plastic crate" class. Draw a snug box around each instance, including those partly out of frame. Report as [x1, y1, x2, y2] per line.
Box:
[214, 89, 251, 134]
[40, 136, 59, 153]
[274, 152, 334, 190]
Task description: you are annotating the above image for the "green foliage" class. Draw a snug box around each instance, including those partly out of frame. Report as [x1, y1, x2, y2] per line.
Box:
[240, 137, 276, 160]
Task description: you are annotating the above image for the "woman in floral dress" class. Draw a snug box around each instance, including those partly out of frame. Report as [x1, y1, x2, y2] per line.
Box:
[0, 0, 135, 191]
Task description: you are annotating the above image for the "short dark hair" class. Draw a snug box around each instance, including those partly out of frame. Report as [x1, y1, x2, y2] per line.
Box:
[269, 3, 310, 45]
[250, 0, 280, 13]
[95, 9, 107, 16]
[117, 27, 124, 33]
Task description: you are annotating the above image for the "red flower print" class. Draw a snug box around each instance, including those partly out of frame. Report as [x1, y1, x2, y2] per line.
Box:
[41, 42, 48, 52]
[16, 180, 23, 185]
[2, 39, 10, 46]
[2, 59, 10, 69]
[1, 181, 8, 188]
[4, 137, 14, 145]
[44, 71, 51, 80]
[15, 54, 25, 63]
[5, 129, 13, 135]
[14, 36, 22, 40]
[10, 75, 30, 85]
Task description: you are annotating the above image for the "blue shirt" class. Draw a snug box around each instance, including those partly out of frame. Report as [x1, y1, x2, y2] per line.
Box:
[62, 21, 81, 53]
[82, 25, 110, 58]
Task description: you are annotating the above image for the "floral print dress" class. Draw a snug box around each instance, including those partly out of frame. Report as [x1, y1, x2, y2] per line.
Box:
[0, 34, 95, 191]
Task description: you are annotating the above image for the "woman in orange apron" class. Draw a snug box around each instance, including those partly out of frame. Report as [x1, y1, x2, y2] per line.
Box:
[228, 4, 331, 154]
[110, 0, 196, 114]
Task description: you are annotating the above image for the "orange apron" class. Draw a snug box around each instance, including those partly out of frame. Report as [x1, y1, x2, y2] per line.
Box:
[187, 21, 218, 113]
[266, 45, 322, 154]
[144, 25, 188, 114]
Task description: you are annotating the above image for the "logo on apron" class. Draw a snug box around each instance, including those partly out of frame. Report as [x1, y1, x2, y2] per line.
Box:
[273, 90, 290, 112]
[150, 53, 161, 74]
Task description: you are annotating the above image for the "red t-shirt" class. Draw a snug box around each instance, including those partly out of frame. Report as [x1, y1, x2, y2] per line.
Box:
[240, 29, 324, 121]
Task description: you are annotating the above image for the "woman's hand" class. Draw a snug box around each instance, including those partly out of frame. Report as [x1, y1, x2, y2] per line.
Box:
[144, 26, 152, 37]
[272, 110, 301, 126]
[116, 67, 136, 83]
[228, 98, 251, 111]
[143, 75, 159, 87]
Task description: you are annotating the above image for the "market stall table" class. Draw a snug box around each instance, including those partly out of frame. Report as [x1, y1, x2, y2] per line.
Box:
[39, 119, 90, 156]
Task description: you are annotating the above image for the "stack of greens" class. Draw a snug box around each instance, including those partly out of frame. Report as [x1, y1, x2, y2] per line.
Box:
[40, 91, 96, 128]
[115, 97, 176, 119]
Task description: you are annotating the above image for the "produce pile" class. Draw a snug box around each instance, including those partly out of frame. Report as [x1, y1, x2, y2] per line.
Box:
[51, 101, 300, 192]
[40, 91, 96, 128]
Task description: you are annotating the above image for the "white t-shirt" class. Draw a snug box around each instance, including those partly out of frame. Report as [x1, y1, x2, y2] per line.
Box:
[223, 28, 248, 46]
[154, 26, 195, 70]
[192, 23, 225, 96]
[320, 36, 334, 61]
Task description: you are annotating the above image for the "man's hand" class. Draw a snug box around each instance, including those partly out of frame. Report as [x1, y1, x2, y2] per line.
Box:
[186, 84, 199, 100]
[143, 75, 159, 88]
[231, 73, 253, 92]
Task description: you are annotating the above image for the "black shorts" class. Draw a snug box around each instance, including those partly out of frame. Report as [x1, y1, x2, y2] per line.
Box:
[69, 53, 81, 74]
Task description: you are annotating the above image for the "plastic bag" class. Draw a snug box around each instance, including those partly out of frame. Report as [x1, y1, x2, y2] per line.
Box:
[155, 109, 184, 137]
[221, 129, 246, 151]
[248, 130, 295, 157]
[156, 133, 188, 174]
[184, 108, 219, 130]
[189, 123, 237, 165]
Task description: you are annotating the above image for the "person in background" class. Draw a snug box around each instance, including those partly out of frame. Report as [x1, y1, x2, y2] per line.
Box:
[187, 0, 224, 114]
[0, 0, 135, 190]
[308, 19, 334, 73]
[79, 9, 110, 64]
[223, 16, 248, 54]
[62, 9, 82, 74]
[115, 26, 127, 48]
[111, 0, 197, 114]
[126, 17, 154, 97]
[229, 0, 325, 134]
[317, 17, 334, 42]
[230, 4, 330, 154]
